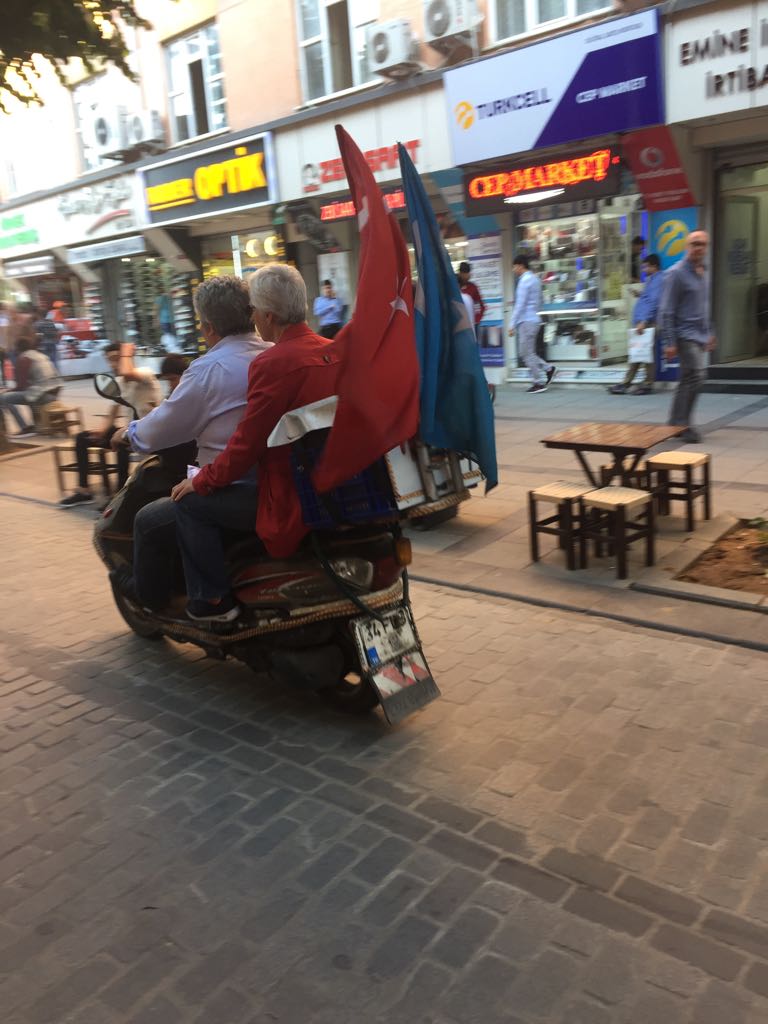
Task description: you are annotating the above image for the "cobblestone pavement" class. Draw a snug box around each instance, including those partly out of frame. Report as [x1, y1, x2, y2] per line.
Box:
[3, 494, 768, 1023]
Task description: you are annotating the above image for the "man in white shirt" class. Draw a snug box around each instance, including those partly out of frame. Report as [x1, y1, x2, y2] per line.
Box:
[511, 254, 556, 394]
[109, 276, 271, 611]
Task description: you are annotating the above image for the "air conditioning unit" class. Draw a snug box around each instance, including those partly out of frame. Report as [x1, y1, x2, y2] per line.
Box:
[90, 107, 125, 159]
[123, 109, 165, 151]
[423, 0, 482, 56]
[366, 20, 420, 79]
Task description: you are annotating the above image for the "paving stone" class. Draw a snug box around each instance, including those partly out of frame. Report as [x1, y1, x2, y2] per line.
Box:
[701, 909, 768, 959]
[651, 924, 746, 982]
[426, 829, 498, 871]
[414, 795, 484, 833]
[366, 916, 439, 981]
[615, 876, 701, 926]
[564, 890, 653, 937]
[506, 949, 582, 1017]
[744, 961, 768, 999]
[360, 873, 426, 927]
[439, 953, 518, 1023]
[416, 866, 485, 923]
[492, 857, 571, 903]
[682, 802, 731, 846]
[431, 905, 500, 968]
[473, 820, 530, 856]
[540, 847, 621, 893]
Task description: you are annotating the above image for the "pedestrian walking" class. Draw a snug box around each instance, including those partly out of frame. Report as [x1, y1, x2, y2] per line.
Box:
[659, 230, 716, 444]
[511, 253, 556, 394]
[34, 307, 61, 371]
[312, 280, 344, 339]
[457, 261, 485, 326]
[609, 253, 664, 395]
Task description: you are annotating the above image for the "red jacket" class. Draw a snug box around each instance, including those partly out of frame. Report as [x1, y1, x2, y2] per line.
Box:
[192, 322, 341, 557]
[461, 281, 486, 325]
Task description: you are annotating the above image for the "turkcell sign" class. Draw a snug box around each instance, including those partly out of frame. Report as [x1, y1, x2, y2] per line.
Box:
[444, 10, 663, 165]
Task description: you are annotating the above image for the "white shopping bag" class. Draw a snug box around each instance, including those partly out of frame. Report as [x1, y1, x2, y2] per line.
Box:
[627, 328, 655, 364]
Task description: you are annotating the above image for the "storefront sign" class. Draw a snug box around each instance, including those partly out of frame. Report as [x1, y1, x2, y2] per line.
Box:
[141, 133, 276, 226]
[67, 234, 146, 264]
[303, 142, 419, 194]
[463, 148, 621, 215]
[275, 85, 453, 201]
[2, 255, 55, 278]
[666, 3, 768, 121]
[622, 127, 696, 211]
[445, 10, 663, 164]
[0, 212, 40, 251]
[467, 234, 505, 370]
[319, 189, 406, 221]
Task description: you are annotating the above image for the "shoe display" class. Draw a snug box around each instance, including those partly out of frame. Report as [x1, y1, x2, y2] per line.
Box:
[186, 594, 241, 623]
[608, 385, 627, 395]
[58, 492, 95, 508]
[526, 383, 548, 394]
[546, 366, 558, 386]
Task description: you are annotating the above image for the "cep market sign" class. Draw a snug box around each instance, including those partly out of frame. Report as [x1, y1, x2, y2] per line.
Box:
[444, 10, 663, 165]
[141, 133, 276, 226]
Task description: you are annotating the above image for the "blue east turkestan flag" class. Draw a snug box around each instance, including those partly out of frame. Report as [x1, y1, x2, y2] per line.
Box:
[398, 143, 498, 492]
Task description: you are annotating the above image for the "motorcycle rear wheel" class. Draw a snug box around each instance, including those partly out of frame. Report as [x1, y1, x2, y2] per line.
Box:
[317, 633, 379, 714]
[112, 589, 164, 641]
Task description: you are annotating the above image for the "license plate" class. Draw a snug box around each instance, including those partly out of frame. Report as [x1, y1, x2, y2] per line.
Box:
[352, 606, 440, 725]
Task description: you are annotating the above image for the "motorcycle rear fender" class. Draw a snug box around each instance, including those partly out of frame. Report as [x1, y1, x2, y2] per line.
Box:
[268, 644, 345, 691]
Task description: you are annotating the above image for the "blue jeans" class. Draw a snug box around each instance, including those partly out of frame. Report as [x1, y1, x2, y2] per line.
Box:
[175, 484, 259, 602]
[0, 391, 33, 431]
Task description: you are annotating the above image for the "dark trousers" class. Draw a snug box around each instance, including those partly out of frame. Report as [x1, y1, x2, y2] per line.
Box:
[133, 497, 182, 609]
[175, 484, 259, 602]
[319, 323, 342, 339]
[669, 339, 707, 427]
[622, 361, 656, 387]
[75, 427, 129, 491]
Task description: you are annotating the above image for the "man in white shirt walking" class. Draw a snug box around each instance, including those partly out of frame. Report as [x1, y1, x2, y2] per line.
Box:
[511, 254, 556, 394]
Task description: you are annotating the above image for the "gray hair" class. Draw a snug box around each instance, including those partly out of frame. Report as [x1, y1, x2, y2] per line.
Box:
[193, 276, 253, 337]
[248, 264, 307, 325]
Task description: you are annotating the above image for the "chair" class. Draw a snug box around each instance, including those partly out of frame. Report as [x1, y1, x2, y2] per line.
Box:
[646, 451, 711, 533]
[36, 401, 84, 437]
[528, 481, 593, 570]
[52, 443, 119, 497]
[578, 487, 655, 580]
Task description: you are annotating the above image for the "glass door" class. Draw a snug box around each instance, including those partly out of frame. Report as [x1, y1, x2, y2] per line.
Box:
[716, 163, 768, 362]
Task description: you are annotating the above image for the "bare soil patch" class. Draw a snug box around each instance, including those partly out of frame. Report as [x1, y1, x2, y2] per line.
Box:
[677, 520, 768, 597]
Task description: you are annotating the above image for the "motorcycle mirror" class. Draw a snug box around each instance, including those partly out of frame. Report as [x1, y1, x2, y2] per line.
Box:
[94, 373, 139, 421]
[94, 373, 121, 400]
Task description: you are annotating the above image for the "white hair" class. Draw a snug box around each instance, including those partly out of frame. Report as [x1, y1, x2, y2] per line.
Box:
[248, 264, 307, 325]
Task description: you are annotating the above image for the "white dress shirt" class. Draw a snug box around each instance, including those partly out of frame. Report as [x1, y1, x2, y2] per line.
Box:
[127, 333, 272, 466]
[512, 270, 542, 327]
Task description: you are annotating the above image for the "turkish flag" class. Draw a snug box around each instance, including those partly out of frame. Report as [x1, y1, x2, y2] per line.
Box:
[312, 125, 420, 493]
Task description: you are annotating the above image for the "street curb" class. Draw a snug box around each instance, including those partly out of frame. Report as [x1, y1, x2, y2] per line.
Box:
[631, 581, 767, 614]
[409, 574, 768, 654]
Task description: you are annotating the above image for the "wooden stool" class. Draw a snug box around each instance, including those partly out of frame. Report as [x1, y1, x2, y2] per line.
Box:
[528, 481, 592, 570]
[52, 443, 118, 497]
[37, 402, 84, 437]
[646, 451, 711, 533]
[599, 458, 649, 488]
[579, 487, 655, 580]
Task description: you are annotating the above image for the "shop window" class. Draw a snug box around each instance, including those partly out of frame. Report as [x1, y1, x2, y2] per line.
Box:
[297, 0, 379, 101]
[165, 24, 227, 144]
[494, 0, 609, 41]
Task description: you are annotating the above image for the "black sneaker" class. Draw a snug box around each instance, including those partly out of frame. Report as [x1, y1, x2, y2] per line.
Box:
[608, 384, 627, 395]
[679, 428, 702, 443]
[526, 383, 547, 394]
[59, 492, 95, 508]
[186, 594, 240, 624]
[13, 428, 37, 438]
[546, 366, 558, 386]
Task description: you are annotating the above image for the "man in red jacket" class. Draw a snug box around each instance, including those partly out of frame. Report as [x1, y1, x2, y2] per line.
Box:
[457, 261, 485, 326]
[170, 264, 341, 623]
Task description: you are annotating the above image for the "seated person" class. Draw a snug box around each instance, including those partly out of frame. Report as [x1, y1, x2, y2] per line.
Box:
[170, 263, 341, 624]
[112, 276, 272, 611]
[0, 335, 59, 437]
[58, 349, 182, 509]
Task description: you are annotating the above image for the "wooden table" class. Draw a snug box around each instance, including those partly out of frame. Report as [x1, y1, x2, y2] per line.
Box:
[541, 422, 686, 488]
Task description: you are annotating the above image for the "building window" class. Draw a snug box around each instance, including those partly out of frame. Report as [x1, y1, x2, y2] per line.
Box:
[297, 0, 379, 101]
[494, 0, 609, 41]
[165, 23, 227, 143]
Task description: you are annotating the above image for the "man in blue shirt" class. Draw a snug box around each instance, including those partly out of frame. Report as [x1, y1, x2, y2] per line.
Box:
[512, 253, 556, 394]
[609, 254, 664, 396]
[659, 231, 716, 444]
[312, 279, 344, 339]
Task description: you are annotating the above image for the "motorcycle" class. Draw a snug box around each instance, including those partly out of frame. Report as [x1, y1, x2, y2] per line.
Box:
[91, 373, 458, 724]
